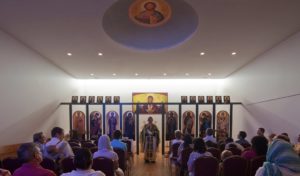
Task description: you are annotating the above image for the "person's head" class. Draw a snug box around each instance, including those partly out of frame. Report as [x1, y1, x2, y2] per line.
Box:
[74, 148, 93, 170]
[113, 130, 122, 140]
[263, 139, 300, 174]
[33, 132, 46, 144]
[17, 143, 43, 164]
[275, 134, 290, 143]
[298, 134, 300, 143]
[257, 128, 265, 136]
[281, 132, 289, 137]
[251, 136, 268, 156]
[221, 150, 233, 161]
[238, 131, 247, 140]
[225, 137, 234, 144]
[144, 2, 156, 11]
[206, 128, 214, 136]
[183, 134, 193, 148]
[148, 116, 153, 124]
[193, 138, 207, 154]
[268, 133, 276, 143]
[98, 135, 112, 150]
[147, 96, 154, 103]
[175, 130, 182, 140]
[51, 127, 64, 140]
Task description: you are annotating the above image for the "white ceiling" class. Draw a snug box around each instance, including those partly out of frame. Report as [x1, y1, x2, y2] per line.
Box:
[0, 0, 299, 79]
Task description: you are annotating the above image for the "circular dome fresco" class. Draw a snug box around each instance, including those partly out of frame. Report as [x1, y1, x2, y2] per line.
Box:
[102, 0, 199, 50]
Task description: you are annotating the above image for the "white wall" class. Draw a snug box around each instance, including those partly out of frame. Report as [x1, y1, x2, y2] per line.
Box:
[225, 31, 300, 143]
[0, 30, 77, 145]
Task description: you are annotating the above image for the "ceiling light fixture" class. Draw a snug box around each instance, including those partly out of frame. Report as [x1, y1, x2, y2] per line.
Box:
[98, 52, 103, 56]
[67, 53, 72, 56]
[231, 52, 237, 55]
[163, 73, 167, 76]
[135, 73, 139, 76]
[112, 73, 116, 76]
[90, 73, 94, 76]
[200, 52, 205, 56]
[185, 73, 190, 76]
[208, 73, 212, 76]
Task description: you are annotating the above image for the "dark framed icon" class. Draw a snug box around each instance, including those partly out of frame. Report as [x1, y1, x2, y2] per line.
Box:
[71, 96, 78, 103]
[181, 96, 188, 103]
[80, 96, 87, 104]
[88, 96, 95, 104]
[114, 96, 120, 104]
[105, 96, 112, 104]
[224, 96, 231, 104]
[96, 96, 103, 104]
[198, 96, 205, 104]
[206, 96, 213, 103]
[215, 96, 222, 103]
[190, 96, 196, 104]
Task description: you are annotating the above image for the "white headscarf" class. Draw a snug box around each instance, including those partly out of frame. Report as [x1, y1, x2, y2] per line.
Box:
[98, 135, 112, 151]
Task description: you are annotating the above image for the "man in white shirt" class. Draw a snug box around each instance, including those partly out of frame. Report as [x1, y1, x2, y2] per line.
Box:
[62, 148, 105, 176]
[203, 128, 216, 143]
[45, 127, 74, 160]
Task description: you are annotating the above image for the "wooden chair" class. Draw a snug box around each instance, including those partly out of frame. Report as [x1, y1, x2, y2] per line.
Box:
[194, 156, 219, 176]
[248, 155, 266, 176]
[223, 156, 248, 176]
[90, 146, 98, 154]
[60, 157, 75, 173]
[113, 148, 127, 174]
[2, 156, 21, 174]
[40, 157, 58, 174]
[92, 157, 114, 176]
[69, 142, 80, 148]
[71, 146, 81, 155]
[170, 143, 181, 164]
[207, 147, 221, 160]
[81, 142, 96, 149]
[227, 147, 242, 155]
[177, 147, 193, 176]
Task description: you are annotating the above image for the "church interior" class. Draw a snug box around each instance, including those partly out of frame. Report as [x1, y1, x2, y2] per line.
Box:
[0, 0, 300, 176]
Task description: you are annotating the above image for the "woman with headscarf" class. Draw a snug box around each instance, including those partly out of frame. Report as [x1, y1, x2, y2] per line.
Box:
[141, 116, 159, 163]
[255, 139, 300, 176]
[93, 135, 124, 176]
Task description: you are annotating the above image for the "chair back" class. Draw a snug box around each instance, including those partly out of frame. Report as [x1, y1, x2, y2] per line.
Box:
[82, 142, 96, 148]
[207, 147, 221, 160]
[60, 157, 75, 173]
[181, 147, 193, 170]
[121, 140, 132, 154]
[40, 157, 57, 173]
[92, 157, 114, 176]
[249, 155, 266, 176]
[228, 147, 242, 155]
[223, 156, 248, 176]
[69, 142, 80, 147]
[194, 156, 219, 176]
[113, 148, 126, 171]
[71, 146, 81, 155]
[171, 143, 181, 158]
[90, 146, 98, 154]
[2, 157, 21, 174]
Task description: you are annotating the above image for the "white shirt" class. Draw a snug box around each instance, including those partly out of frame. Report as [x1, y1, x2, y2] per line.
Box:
[187, 151, 212, 176]
[45, 137, 74, 159]
[203, 135, 216, 143]
[93, 149, 118, 161]
[171, 139, 184, 145]
[61, 169, 106, 176]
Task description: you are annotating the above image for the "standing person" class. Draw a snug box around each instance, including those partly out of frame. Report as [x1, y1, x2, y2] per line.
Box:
[45, 127, 74, 160]
[255, 139, 300, 176]
[33, 132, 47, 157]
[13, 143, 55, 176]
[62, 148, 105, 176]
[257, 128, 266, 137]
[108, 112, 117, 138]
[242, 136, 268, 160]
[93, 135, 124, 176]
[141, 117, 159, 163]
[187, 138, 212, 176]
[236, 131, 251, 148]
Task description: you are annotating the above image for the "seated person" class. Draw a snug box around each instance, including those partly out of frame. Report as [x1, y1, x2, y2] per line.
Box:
[187, 138, 212, 176]
[225, 137, 244, 151]
[242, 135, 268, 160]
[61, 148, 105, 176]
[275, 134, 291, 143]
[0, 169, 11, 176]
[203, 128, 217, 143]
[13, 143, 55, 176]
[93, 135, 124, 176]
[268, 133, 277, 144]
[169, 130, 183, 158]
[294, 134, 300, 155]
[111, 130, 127, 152]
[45, 127, 74, 160]
[33, 132, 47, 157]
[177, 134, 193, 164]
[255, 139, 300, 176]
[219, 150, 233, 175]
[235, 131, 251, 148]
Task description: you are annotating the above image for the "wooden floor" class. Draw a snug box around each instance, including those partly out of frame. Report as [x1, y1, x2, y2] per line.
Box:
[131, 153, 174, 176]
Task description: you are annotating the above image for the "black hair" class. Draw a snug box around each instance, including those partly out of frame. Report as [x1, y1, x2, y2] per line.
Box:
[206, 128, 214, 136]
[183, 134, 193, 148]
[239, 131, 247, 139]
[251, 136, 268, 156]
[33, 132, 43, 143]
[17, 143, 39, 163]
[51, 127, 64, 137]
[225, 137, 234, 144]
[193, 138, 207, 153]
[113, 130, 122, 139]
[74, 148, 93, 170]
[259, 128, 265, 134]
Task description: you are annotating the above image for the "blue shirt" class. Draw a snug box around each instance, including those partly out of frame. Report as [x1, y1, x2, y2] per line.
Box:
[111, 139, 127, 152]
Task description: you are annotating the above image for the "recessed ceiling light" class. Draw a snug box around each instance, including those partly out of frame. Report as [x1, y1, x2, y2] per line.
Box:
[135, 73, 139, 76]
[67, 53, 72, 56]
[208, 73, 212, 76]
[112, 73, 116, 76]
[98, 52, 103, 56]
[163, 73, 167, 76]
[185, 73, 190, 76]
[231, 52, 237, 55]
[90, 73, 94, 76]
[200, 52, 205, 56]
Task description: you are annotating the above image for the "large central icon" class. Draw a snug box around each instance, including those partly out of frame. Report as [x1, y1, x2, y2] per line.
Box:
[129, 0, 172, 27]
